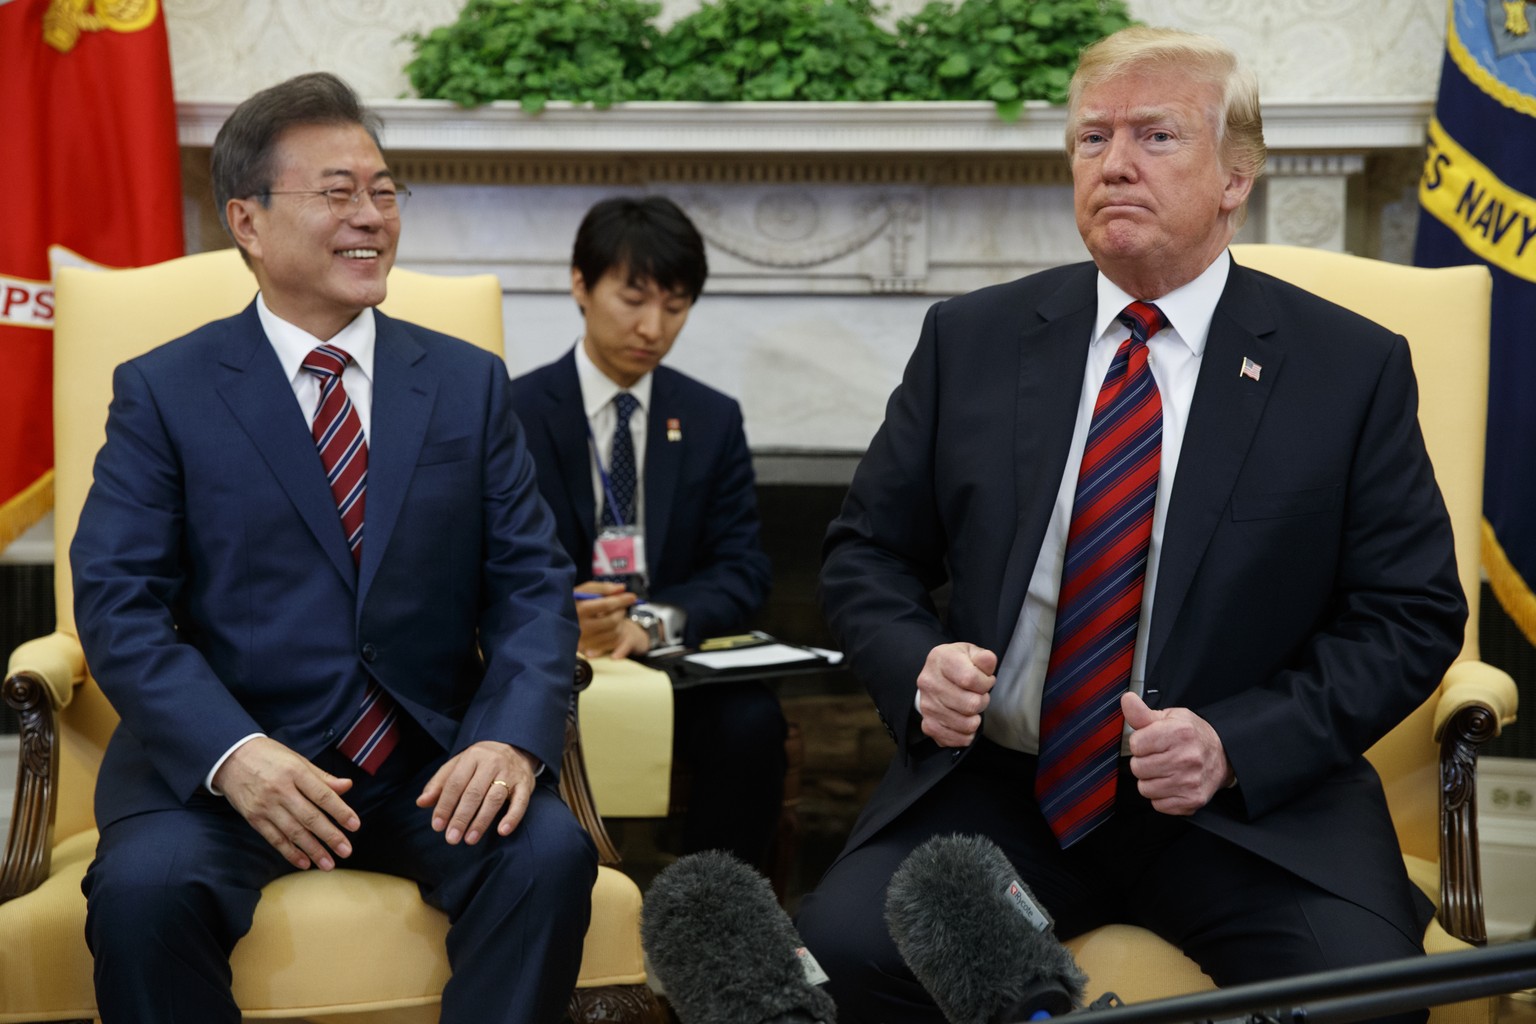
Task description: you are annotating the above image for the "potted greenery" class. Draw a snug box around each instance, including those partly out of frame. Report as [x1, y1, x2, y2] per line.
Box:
[405, 0, 1135, 118]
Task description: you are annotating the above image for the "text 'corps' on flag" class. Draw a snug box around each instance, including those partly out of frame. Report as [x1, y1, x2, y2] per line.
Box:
[1416, 0, 1536, 643]
[0, 0, 183, 549]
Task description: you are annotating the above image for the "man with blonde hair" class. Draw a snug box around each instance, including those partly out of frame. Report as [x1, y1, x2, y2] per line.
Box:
[797, 26, 1462, 1024]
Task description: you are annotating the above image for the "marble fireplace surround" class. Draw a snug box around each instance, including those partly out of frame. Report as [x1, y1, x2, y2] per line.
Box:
[179, 99, 1431, 476]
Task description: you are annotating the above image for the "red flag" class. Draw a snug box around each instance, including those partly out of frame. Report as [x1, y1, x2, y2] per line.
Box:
[0, 0, 183, 549]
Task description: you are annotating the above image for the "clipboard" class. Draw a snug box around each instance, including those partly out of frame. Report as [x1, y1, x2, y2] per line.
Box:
[650, 630, 841, 687]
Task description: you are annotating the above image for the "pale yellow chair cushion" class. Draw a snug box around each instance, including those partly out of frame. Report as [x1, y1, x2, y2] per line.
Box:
[1064, 923, 1493, 1024]
[0, 829, 642, 1023]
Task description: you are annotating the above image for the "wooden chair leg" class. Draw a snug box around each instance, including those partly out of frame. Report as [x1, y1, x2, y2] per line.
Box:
[763, 720, 804, 902]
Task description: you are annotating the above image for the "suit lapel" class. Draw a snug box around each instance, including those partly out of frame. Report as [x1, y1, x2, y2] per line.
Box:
[643, 368, 682, 576]
[1147, 264, 1284, 676]
[215, 303, 357, 590]
[994, 271, 1098, 647]
[358, 312, 433, 603]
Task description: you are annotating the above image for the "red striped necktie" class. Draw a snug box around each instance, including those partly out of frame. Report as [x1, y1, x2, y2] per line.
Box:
[302, 344, 399, 774]
[1034, 301, 1166, 847]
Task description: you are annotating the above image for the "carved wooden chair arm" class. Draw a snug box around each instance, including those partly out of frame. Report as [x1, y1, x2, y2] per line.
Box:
[559, 657, 622, 866]
[1, 632, 85, 903]
[1434, 658, 1519, 945]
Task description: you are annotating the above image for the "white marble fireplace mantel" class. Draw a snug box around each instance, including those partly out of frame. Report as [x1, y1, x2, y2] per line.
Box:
[179, 98, 1433, 155]
[176, 99, 1431, 462]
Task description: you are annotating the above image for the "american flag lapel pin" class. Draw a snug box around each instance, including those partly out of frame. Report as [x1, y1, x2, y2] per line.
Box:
[666, 417, 682, 442]
[1240, 357, 1262, 382]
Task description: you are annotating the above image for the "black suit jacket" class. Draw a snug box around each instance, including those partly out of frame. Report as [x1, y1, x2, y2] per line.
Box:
[510, 350, 771, 646]
[821, 258, 1466, 938]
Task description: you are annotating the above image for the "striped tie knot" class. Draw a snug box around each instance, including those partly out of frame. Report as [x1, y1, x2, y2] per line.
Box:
[1116, 301, 1167, 348]
[302, 344, 352, 385]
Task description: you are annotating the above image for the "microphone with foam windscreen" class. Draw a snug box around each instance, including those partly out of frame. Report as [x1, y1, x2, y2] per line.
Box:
[641, 850, 837, 1024]
[885, 833, 1088, 1024]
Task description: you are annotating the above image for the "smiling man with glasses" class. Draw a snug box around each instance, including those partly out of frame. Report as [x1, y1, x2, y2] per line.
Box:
[70, 72, 593, 1023]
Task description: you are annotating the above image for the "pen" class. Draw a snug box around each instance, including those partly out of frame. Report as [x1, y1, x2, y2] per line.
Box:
[574, 592, 647, 604]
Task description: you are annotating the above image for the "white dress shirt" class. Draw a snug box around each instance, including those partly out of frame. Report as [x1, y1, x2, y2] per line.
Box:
[983, 252, 1232, 754]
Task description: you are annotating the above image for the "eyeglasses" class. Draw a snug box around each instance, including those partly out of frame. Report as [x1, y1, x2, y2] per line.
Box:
[255, 185, 411, 220]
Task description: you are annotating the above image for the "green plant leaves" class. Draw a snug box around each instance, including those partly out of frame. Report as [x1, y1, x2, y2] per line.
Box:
[405, 0, 1135, 115]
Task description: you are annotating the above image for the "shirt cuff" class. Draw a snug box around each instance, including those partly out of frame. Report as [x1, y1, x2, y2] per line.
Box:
[206, 733, 265, 795]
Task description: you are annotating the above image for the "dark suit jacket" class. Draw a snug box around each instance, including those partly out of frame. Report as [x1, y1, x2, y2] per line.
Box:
[821, 258, 1466, 938]
[71, 303, 579, 829]
[510, 349, 771, 647]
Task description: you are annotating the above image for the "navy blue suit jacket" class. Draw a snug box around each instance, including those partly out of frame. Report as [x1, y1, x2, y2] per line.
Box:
[821, 258, 1466, 940]
[72, 303, 579, 830]
[510, 349, 770, 647]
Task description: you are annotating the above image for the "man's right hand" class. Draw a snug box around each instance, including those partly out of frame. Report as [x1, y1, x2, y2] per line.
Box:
[573, 580, 642, 658]
[915, 642, 998, 747]
[213, 737, 360, 871]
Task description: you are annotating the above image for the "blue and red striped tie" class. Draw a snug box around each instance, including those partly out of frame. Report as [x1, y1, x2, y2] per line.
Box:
[303, 344, 399, 774]
[1035, 301, 1166, 847]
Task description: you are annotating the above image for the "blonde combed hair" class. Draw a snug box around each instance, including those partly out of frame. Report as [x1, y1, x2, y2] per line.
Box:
[1067, 26, 1266, 193]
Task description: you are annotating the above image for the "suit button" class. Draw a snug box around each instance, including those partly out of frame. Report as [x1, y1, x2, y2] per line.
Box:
[361, 643, 377, 663]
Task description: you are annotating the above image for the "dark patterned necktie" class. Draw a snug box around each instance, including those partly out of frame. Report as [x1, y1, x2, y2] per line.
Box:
[302, 344, 398, 774]
[600, 392, 640, 528]
[1035, 302, 1166, 847]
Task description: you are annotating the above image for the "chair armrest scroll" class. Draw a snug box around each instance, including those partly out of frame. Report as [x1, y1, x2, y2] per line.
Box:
[5, 631, 86, 712]
[1434, 659, 1518, 946]
[0, 636, 83, 903]
[1433, 660, 1518, 741]
[559, 658, 623, 866]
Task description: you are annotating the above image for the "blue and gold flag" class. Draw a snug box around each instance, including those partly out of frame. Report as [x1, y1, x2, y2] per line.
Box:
[1416, 0, 1536, 643]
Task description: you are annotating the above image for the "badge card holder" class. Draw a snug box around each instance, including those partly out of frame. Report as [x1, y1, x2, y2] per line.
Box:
[588, 419, 649, 586]
[593, 524, 648, 580]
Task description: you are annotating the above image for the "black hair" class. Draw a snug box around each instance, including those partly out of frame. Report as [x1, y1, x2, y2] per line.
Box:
[572, 196, 708, 304]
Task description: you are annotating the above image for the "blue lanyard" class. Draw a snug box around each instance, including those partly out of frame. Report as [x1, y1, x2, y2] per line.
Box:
[585, 415, 630, 529]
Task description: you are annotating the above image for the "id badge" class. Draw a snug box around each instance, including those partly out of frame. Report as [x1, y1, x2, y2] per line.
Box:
[593, 525, 648, 579]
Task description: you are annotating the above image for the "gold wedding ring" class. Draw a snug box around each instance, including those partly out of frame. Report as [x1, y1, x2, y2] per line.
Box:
[491, 779, 509, 790]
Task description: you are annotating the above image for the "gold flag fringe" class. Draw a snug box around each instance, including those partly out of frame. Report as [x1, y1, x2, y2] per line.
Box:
[0, 470, 54, 554]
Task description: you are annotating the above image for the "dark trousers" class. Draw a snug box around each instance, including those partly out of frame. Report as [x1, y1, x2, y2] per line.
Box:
[795, 738, 1427, 1024]
[83, 723, 597, 1024]
[673, 680, 787, 867]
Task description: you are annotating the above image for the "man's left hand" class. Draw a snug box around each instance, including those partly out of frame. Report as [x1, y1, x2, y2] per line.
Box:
[1122, 691, 1232, 815]
[416, 741, 537, 844]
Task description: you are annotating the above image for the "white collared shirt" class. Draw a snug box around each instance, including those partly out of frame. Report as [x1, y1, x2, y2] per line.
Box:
[573, 340, 653, 529]
[983, 252, 1232, 754]
[258, 294, 377, 438]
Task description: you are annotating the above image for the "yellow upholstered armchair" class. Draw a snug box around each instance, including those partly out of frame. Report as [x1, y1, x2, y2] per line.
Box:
[0, 248, 664, 1024]
[1062, 245, 1519, 1024]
